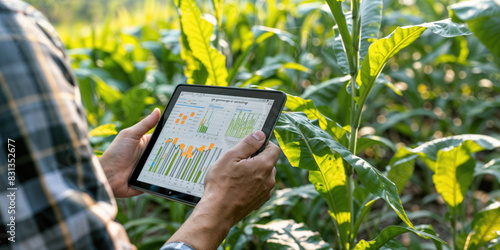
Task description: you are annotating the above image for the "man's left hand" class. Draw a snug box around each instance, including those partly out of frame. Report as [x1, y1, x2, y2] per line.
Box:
[99, 108, 161, 198]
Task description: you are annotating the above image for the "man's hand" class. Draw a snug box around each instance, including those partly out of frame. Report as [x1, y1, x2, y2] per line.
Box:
[167, 131, 280, 249]
[99, 108, 161, 198]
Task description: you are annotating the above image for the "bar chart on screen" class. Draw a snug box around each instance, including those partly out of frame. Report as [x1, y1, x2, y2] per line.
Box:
[225, 109, 263, 139]
[148, 137, 222, 185]
[197, 104, 231, 136]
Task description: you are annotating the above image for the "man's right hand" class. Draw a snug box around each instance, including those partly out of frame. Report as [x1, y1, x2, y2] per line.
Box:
[202, 130, 279, 225]
[166, 131, 280, 250]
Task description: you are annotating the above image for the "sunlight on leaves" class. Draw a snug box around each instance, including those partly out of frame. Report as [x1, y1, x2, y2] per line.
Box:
[180, 0, 228, 86]
[89, 124, 118, 137]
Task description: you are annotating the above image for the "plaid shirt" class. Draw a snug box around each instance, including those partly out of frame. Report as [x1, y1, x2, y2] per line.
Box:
[0, 1, 191, 250]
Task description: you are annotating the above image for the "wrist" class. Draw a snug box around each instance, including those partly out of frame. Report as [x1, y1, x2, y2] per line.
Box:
[167, 194, 234, 249]
[195, 193, 235, 231]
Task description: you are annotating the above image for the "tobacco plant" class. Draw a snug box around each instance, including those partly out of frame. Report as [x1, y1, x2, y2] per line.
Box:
[273, 0, 499, 249]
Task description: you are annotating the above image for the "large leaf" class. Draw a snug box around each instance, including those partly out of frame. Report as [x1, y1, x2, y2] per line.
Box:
[356, 26, 426, 104]
[359, 0, 382, 63]
[274, 112, 350, 246]
[275, 112, 414, 229]
[465, 202, 500, 249]
[397, 135, 500, 172]
[411, 19, 472, 38]
[178, 23, 208, 85]
[252, 220, 331, 250]
[449, 0, 500, 57]
[354, 226, 446, 250]
[180, 0, 228, 86]
[357, 20, 471, 105]
[433, 140, 477, 208]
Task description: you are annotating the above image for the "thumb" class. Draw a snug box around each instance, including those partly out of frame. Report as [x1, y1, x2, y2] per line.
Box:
[227, 131, 266, 160]
[125, 108, 161, 140]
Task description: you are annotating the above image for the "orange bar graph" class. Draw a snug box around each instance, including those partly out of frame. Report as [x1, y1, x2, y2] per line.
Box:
[175, 119, 180, 124]
[208, 143, 214, 150]
[197, 145, 206, 152]
[173, 138, 179, 144]
[179, 113, 183, 117]
[190, 112, 195, 117]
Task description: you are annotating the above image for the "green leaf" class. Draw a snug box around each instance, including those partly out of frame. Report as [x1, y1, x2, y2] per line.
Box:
[212, 0, 223, 30]
[433, 140, 476, 208]
[252, 220, 331, 250]
[359, 0, 382, 63]
[180, 0, 228, 86]
[121, 86, 152, 127]
[387, 147, 416, 194]
[356, 20, 470, 105]
[357, 26, 426, 104]
[332, 22, 351, 75]
[274, 113, 350, 246]
[89, 124, 118, 137]
[449, 0, 500, 57]
[474, 159, 500, 183]
[94, 76, 123, 105]
[252, 26, 296, 46]
[325, 0, 356, 73]
[280, 62, 311, 73]
[412, 19, 472, 37]
[179, 26, 209, 85]
[354, 226, 446, 250]
[301, 76, 351, 107]
[284, 95, 348, 145]
[275, 113, 414, 229]
[399, 135, 500, 172]
[465, 203, 500, 249]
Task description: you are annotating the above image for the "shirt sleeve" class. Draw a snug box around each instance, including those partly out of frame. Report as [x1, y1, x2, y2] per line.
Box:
[0, 1, 133, 249]
[160, 242, 195, 250]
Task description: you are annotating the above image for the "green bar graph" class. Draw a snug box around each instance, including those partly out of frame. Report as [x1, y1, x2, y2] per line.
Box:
[197, 111, 213, 133]
[149, 146, 162, 171]
[225, 111, 258, 138]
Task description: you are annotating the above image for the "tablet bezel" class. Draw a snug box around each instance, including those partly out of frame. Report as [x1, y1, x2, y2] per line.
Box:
[128, 84, 286, 206]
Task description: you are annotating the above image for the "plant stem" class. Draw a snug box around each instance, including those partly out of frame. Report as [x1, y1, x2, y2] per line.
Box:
[451, 206, 457, 250]
[348, 1, 361, 248]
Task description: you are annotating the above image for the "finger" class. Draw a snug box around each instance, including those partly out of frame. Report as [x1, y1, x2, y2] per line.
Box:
[123, 108, 161, 140]
[247, 142, 281, 168]
[225, 131, 266, 160]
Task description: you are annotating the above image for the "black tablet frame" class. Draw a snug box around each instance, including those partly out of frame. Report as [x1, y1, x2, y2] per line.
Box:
[128, 84, 287, 206]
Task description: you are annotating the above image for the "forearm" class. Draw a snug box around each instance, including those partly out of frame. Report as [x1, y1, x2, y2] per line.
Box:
[166, 195, 234, 249]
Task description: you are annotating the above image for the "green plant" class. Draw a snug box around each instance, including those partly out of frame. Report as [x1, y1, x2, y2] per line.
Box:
[273, 0, 491, 249]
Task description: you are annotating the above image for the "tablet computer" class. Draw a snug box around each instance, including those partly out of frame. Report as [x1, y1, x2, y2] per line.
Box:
[128, 84, 286, 206]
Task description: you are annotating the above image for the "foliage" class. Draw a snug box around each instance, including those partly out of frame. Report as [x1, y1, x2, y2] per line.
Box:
[41, 0, 500, 249]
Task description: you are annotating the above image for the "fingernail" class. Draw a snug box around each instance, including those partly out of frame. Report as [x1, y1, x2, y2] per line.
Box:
[151, 108, 159, 115]
[252, 131, 264, 141]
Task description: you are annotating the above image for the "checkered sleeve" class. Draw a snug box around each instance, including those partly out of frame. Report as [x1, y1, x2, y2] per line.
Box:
[0, 1, 134, 249]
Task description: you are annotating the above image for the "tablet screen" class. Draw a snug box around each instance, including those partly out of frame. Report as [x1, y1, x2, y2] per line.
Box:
[136, 91, 275, 197]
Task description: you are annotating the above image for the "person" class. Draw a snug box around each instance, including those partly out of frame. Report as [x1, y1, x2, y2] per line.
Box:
[0, 1, 280, 249]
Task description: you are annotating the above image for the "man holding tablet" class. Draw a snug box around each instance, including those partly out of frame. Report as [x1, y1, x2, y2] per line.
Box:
[0, 1, 281, 250]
